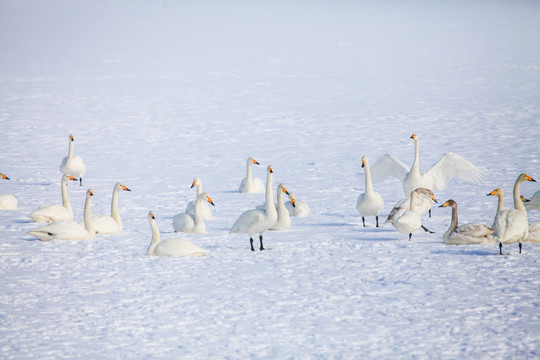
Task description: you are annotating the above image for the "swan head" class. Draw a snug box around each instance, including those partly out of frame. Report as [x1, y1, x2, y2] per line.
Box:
[288, 192, 297, 207]
[410, 134, 417, 140]
[148, 211, 156, 220]
[487, 188, 502, 197]
[1, 173, 11, 180]
[87, 189, 94, 197]
[69, 134, 75, 142]
[518, 173, 536, 183]
[361, 156, 368, 168]
[200, 192, 215, 206]
[117, 183, 131, 192]
[414, 188, 437, 203]
[62, 175, 78, 183]
[520, 195, 530, 203]
[267, 165, 273, 174]
[439, 199, 456, 208]
[248, 157, 260, 166]
[278, 184, 289, 195]
[191, 177, 201, 188]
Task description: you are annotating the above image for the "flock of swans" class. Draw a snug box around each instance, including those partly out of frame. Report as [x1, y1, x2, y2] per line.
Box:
[1, 133, 539, 256]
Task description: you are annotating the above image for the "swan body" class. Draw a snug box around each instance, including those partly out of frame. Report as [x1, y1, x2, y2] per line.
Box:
[147, 212, 208, 257]
[523, 191, 540, 211]
[239, 157, 265, 193]
[356, 156, 384, 227]
[173, 193, 215, 233]
[270, 184, 292, 231]
[493, 173, 536, 254]
[231, 165, 278, 251]
[384, 191, 434, 225]
[285, 192, 310, 217]
[0, 173, 18, 210]
[28, 189, 96, 241]
[370, 134, 486, 197]
[525, 222, 540, 242]
[60, 134, 86, 186]
[91, 183, 131, 234]
[391, 188, 437, 241]
[439, 200, 494, 245]
[185, 177, 212, 219]
[29, 174, 78, 222]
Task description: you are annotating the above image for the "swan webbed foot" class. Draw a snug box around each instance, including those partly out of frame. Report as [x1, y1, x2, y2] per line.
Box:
[259, 235, 265, 251]
[519, 242, 522, 254]
[362, 216, 366, 227]
[250, 237, 255, 251]
[421, 225, 434, 234]
[375, 216, 379, 227]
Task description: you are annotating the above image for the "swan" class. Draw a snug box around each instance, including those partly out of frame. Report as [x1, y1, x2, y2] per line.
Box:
[173, 192, 215, 233]
[487, 188, 505, 228]
[285, 192, 311, 217]
[60, 134, 86, 186]
[147, 211, 208, 257]
[492, 173, 536, 255]
[270, 184, 292, 231]
[439, 200, 494, 245]
[391, 188, 437, 241]
[522, 190, 540, 211]
[370, 133, 486, 197]
[231, 165, 278, 251]
[239, 157, 265, 193]
[356, 156, 384, 227]
[29, 174, 78, 222]
[524, 222, 540, 243]
[27, 189, 96, 241]
[0, 172, 18, 210]
[185, 177, 212, 219]
[91, 182, 131, 234]
[384, 188, 436, 225]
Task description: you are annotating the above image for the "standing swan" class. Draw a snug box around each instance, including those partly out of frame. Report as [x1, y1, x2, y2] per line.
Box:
[239, 157, 265, 193]
[91, 182, 131, 234]
[0, 172, 18, 210]
[493, 173, 536, 255]
[370, 133, 486, 197]
[231, 165, 278, 251]
[356, 156, 384, 227]
[173, 193, 215, 233]
[27, 189, 96, 241]
[391, 188, 437, 241]
[439, 200, 494, 245]
[29, 174, 78, 222]
[147, 211, 208, 257]
[185, 177, 212, 219]
[60, 134, 86, 186]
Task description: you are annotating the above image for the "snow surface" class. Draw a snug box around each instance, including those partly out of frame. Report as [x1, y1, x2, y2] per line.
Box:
[1, 0, 540, 358]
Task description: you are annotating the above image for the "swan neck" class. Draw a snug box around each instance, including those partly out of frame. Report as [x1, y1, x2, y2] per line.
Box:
[246, 162, 253, 181]
[196, 183, 202, 196]
[83, 195, 95, 235]
[111, 187, 121, 222]
[193, 196, 204, 225]
[443, 203, 458, 241]
[67, 139, 74, 159]
[364, 163, 374, 193]
[411, 138, 420, 172]
[147, 218, 160, 255]
[60, 177, 72, 211]
[496, 192, 504, 213]
[513, 178, 526, 212]
[409, 191, 418, 210]
[265, 172, 275, 215]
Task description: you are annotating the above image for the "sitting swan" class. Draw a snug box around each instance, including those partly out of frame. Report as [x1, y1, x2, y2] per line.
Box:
[147, 211, 208, 257]
[285, 192, 310, 217]
[370, 133, 486, 198]
[492, 173, 536, 255]
[185, 177, 212, 219]
[525, 222, 540, 242]
[173, 193, 215, 233]
[522, 190, 540, 211]
[258, 184, 292, 231]
[239, 157, 265, 193]
[356, 156, 384, 227]
[439, 200, 494, 245]
[0, 172, 18, 210]
[391, 188, 437, 241]
[231, 165, 278, 251]
[27, 189, 96, 241]
[91, 182, 131, 234]
[60, 134, 86, 186]
[29, 174, 78, 222]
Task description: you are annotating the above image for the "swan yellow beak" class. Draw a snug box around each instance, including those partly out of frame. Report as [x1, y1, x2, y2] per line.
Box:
[207, 196, 215, 206]
[269, 166, 274, 173]
[431, 194, 437, 203]
[1, 173, 10, 180]
[410, 134, 417, 139]
[291, 198, 296, 207]
[121, 185, 131, 191]
[487, 188, 500, 196]
[252, 159, 260, 165]
[439, 201, 450, 208]
[150, 212, 155, 219]
[282, 186, 289, 195]
[88, 189, 94, 197]
[70, 135, 75, 141]
[525, 174, 536, 182]
[191, 180, 197, 188]
[68, 176, 78, 181]
[361, 158, 367, 168]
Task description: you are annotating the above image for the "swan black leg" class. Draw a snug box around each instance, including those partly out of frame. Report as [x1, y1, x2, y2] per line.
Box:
[519, 242, 522, 254]
[499, 242, 503, 255]
[362, 216, 366, 227]
[421, 225, 435, 234]
[250, 237, 255, 251]
[79, 177, 83, 186]
[376, 216, 379, 227]
[429, 209, 432, 217]
[259, 235, 265, 251]
[408, 233, 412, 241]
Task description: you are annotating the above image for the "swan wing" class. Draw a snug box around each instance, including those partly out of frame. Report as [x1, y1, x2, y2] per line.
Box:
[426, 152, 486, 192]
[154, 238, 208, 257]
[370, 154, 410, 183]
[29, 204, 72, 222]
[172, 213, 195, 232]
[92, 215, 121, 234]
[231, 209, 266, 234]
[455, 223, 494, 238]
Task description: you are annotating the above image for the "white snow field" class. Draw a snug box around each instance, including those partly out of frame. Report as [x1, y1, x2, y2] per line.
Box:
[1, 0, 540, 358]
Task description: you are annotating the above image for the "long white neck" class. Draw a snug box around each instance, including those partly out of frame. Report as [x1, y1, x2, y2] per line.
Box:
[411, 137, 420, 174]
[60, 176, 72, 212]
[111, 185, 121, 223]
[246, 161, 253, 183]
[409, 190, 418, 211]
[83, 194, 95, 236]
[265, 171, 276, 216]
[196, 182, 203, 196]
[444, 203, 458, 241]
[67, 139, 74, 160]
[193, 195, 206, 232]
[513, 178, 526, 212]
[364, 163, 374, 194]
[496, 192, 504, 213]
[147, 218, 160, 255]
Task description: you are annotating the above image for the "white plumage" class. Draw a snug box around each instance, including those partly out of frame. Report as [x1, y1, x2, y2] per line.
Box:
[391, 188, 437, 241]
[29, 174, 78, 222]
[173, 192, 215, 233]
[523, 190, 540, 211]
[91, 182, 131, 234]
[147, 211, 208, 257]
[270, 184, 292, 231]
[185, 177, 212, 219]
[239, 157, 265, 193]
[0, 172, 18, 210]
[439, 199, 494, 245]
[285, 192, 310, 217]
[356, 156, 384, 227]
[59, 134, 86, 186]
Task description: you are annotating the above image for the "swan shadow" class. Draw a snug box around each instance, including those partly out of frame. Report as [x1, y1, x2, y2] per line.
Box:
[431, 249, 495, 256]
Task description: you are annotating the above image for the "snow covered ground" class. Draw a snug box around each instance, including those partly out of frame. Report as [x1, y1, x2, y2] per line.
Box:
[1, 0, 540, 358]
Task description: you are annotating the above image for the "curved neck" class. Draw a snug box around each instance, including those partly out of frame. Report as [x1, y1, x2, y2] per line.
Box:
[147, 218, 160, 255]
[496, 192, 504, 213]
[60, 177, 72, 211]
[411, 138, 420, 173]
[513, 179, 526, 212]
[265, 172, 276, 215]
[276, 187, 285, 208]
[111, 187, 121, 222]
[83, 195, 95, 235]
[364, 163, 374, 193]
[444, 203, 458, 241]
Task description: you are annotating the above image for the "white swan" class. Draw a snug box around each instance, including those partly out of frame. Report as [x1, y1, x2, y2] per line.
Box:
[356, 156, 384, 227]
[29, 174, 78, 222]
[0, 172, 18, 210]
[439, 199, 494, 245]
[285, 192, 310, 217]
[173, 192, 215, 233]
[147, 211, 208, 257]
[91, 182, 131, 234]
[60, 134, 86, 186]
[185, 177, 212, 219]
[239, 157, 265, 193]
[370, 133, 486, 197]
[391, 188, 437, 241]
[492, 173, 536, 255]
[231, 165, 278, 251]
[487, 188, 505, 228]
[384, 188, 436, 225]
[28, 189, 96, 241]
[270, 184, 292, 231]
[522, 190, 540, 211]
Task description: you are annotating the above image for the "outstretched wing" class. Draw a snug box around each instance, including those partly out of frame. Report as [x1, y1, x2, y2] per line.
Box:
[370, 154, 410, 183]
[427, 152, 486, 191]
